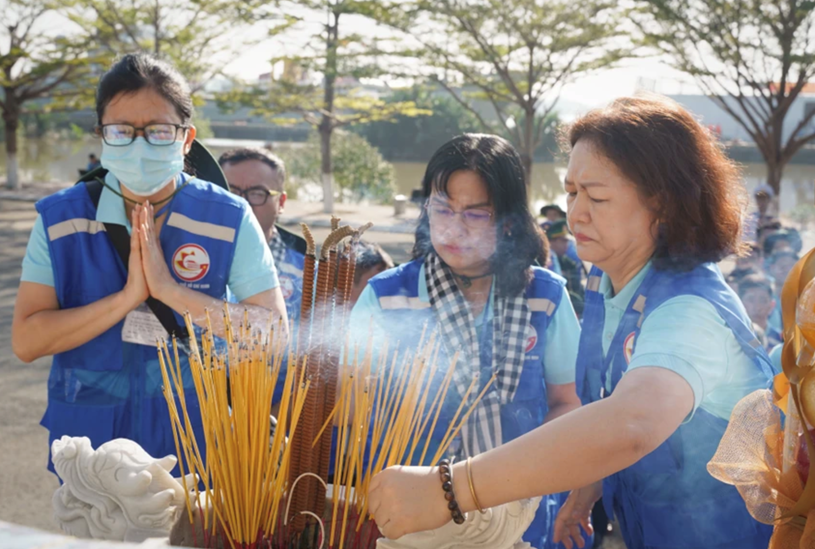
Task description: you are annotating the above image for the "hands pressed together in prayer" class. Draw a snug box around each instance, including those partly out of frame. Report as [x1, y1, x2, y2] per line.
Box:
[122, 201, 176, 310]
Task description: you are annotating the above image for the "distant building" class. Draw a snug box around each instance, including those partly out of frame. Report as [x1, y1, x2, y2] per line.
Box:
[669, 86, 815, 144]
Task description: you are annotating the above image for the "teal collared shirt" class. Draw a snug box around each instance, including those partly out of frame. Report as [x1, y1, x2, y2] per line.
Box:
[21, 173, 278, 301]
[599, 261, 770, 421]
[351, 263, 581, 385]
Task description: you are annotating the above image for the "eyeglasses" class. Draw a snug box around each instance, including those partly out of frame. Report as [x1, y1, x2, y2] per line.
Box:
[425, 202, 493, 230]
[97, 123, 190, 146]
[231, 186, 281, 206]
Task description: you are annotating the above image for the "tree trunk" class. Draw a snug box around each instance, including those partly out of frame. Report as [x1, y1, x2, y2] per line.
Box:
[766, 159, 784, 204]
[3, 98, 20, 190]
[520, 149, 533, 186]
[154, 0, 161, 55]
[319, 10, 339, 214]
[521, 107, 535, 185]
[320, 122, 334, 214]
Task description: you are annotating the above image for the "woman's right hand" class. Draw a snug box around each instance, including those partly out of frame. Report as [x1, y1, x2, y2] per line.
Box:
[122, 205, 149, 308]
[552, 480, 602, 549]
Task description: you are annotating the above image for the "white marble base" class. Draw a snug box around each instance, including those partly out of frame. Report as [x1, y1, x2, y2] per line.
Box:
[377, 497, 540, 549]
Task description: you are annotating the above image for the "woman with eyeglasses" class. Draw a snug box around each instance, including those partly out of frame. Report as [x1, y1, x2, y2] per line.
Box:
[367, 97, 774, 549]
[348, 133, 584, 549]
[11, 53, 287, 475]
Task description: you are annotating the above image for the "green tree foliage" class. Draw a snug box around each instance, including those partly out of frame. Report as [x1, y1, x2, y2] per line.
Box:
[1, 0, 93, 189]
[351, 85, 482, 161]
[280, 131, 395, 204]
[380, 0, 629, 181]
[216, 0, 429, 213]
[353, 85, 562, 162]
[636, 0, 815, 196]
[65, 0, 252, 93]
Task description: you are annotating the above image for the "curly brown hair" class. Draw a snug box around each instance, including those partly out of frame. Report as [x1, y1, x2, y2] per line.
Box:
[564, 95, 747, 271]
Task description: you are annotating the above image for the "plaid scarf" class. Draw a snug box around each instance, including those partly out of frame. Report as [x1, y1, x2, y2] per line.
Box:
[269, 229, 287, 268]
[424, 252, 530, 458]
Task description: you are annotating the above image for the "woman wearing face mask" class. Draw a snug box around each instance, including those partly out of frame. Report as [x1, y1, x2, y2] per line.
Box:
[11, 53, 287, 474]
[366, 97, 774, 549]
[349, 134, 584, 549]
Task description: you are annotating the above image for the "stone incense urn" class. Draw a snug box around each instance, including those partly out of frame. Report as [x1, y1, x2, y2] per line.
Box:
[376, 496, 540, 549]
[50, 436, 541, 549]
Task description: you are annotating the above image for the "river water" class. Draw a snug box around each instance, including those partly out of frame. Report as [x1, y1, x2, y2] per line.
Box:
[4, 135, 815, 214]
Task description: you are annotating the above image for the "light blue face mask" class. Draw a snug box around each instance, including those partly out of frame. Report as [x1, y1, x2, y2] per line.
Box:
[101, 137, 185, 197]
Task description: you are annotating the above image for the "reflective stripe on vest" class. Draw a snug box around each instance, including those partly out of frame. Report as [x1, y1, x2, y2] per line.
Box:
[48, 218, 107, 241]
[378, 295, 431, 310]
[528, 298, 556, 316]
[278, 261, 304, 278]
[167, 212, 236, 243]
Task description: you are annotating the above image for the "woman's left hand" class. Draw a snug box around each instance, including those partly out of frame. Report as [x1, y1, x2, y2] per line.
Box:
[138, 201, 177, 302]
[368, 465, 452, 540]
[552, 480, 603, 549]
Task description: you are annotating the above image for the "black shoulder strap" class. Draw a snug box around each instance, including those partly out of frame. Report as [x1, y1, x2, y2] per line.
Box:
[276, 224, 308, 256]
[85, 180, 188, 339]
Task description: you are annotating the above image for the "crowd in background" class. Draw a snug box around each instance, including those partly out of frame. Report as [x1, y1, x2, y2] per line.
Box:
[726, 185, 802, 358]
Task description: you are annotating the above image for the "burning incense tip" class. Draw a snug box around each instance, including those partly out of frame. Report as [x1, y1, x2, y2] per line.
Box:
[321, 226, 355, 260]
[301, 223, 317, 256]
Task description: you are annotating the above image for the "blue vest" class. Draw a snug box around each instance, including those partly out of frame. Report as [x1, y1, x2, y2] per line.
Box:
[271, 238, 305, 406]
[367, 259, 579, 549]
[276, 244, 306, 323]
[575, 263, 774, 549]
[36, 177, 245, 474]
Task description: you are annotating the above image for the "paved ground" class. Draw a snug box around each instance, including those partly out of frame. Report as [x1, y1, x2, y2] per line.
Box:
[0, 200, 59, 532]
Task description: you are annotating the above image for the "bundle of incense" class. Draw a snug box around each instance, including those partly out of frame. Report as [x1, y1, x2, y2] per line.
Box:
[318, 331, 496, 549]
[159, 308, 309, 549]
[308, 225, 354, 522]
[314, 222, 372, 521]
[162, 220, 494, 549]
[288, 224, 355, 532]
[296, 224, 317, 355]
[312, 223, 342, 520]
[287, 224, 320, 532]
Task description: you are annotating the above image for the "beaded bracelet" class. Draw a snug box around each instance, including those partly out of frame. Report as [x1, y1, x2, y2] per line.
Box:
[439, 459, 465, 525]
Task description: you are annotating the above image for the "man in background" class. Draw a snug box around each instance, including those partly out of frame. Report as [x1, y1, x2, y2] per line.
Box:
[546, 220, 584, 316]
[87, 153, 101, 171]
[745, 184, 778, 242]
[738, 274, 782, 352]
[539, 204, 566, 231]
[349, 240, 394, 307]
[219, 148, 307, 322]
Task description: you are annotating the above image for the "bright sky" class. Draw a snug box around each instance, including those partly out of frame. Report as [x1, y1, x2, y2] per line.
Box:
[220, 14, 703, 118]
[24, 5, 703, 117]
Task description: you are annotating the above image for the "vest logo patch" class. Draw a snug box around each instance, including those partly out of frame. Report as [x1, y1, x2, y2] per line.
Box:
[525, 324, 538, 353]
[279, 274, 295, 300]
[172, 244, 210, 282]
[624, 332, 636, 364]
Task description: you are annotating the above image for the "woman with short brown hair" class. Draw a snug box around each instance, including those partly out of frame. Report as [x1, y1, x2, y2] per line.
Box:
[367, 96, 774, 549]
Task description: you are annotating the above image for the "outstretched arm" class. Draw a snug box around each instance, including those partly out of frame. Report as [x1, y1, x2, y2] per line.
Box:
[368, 366, 693, 539]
